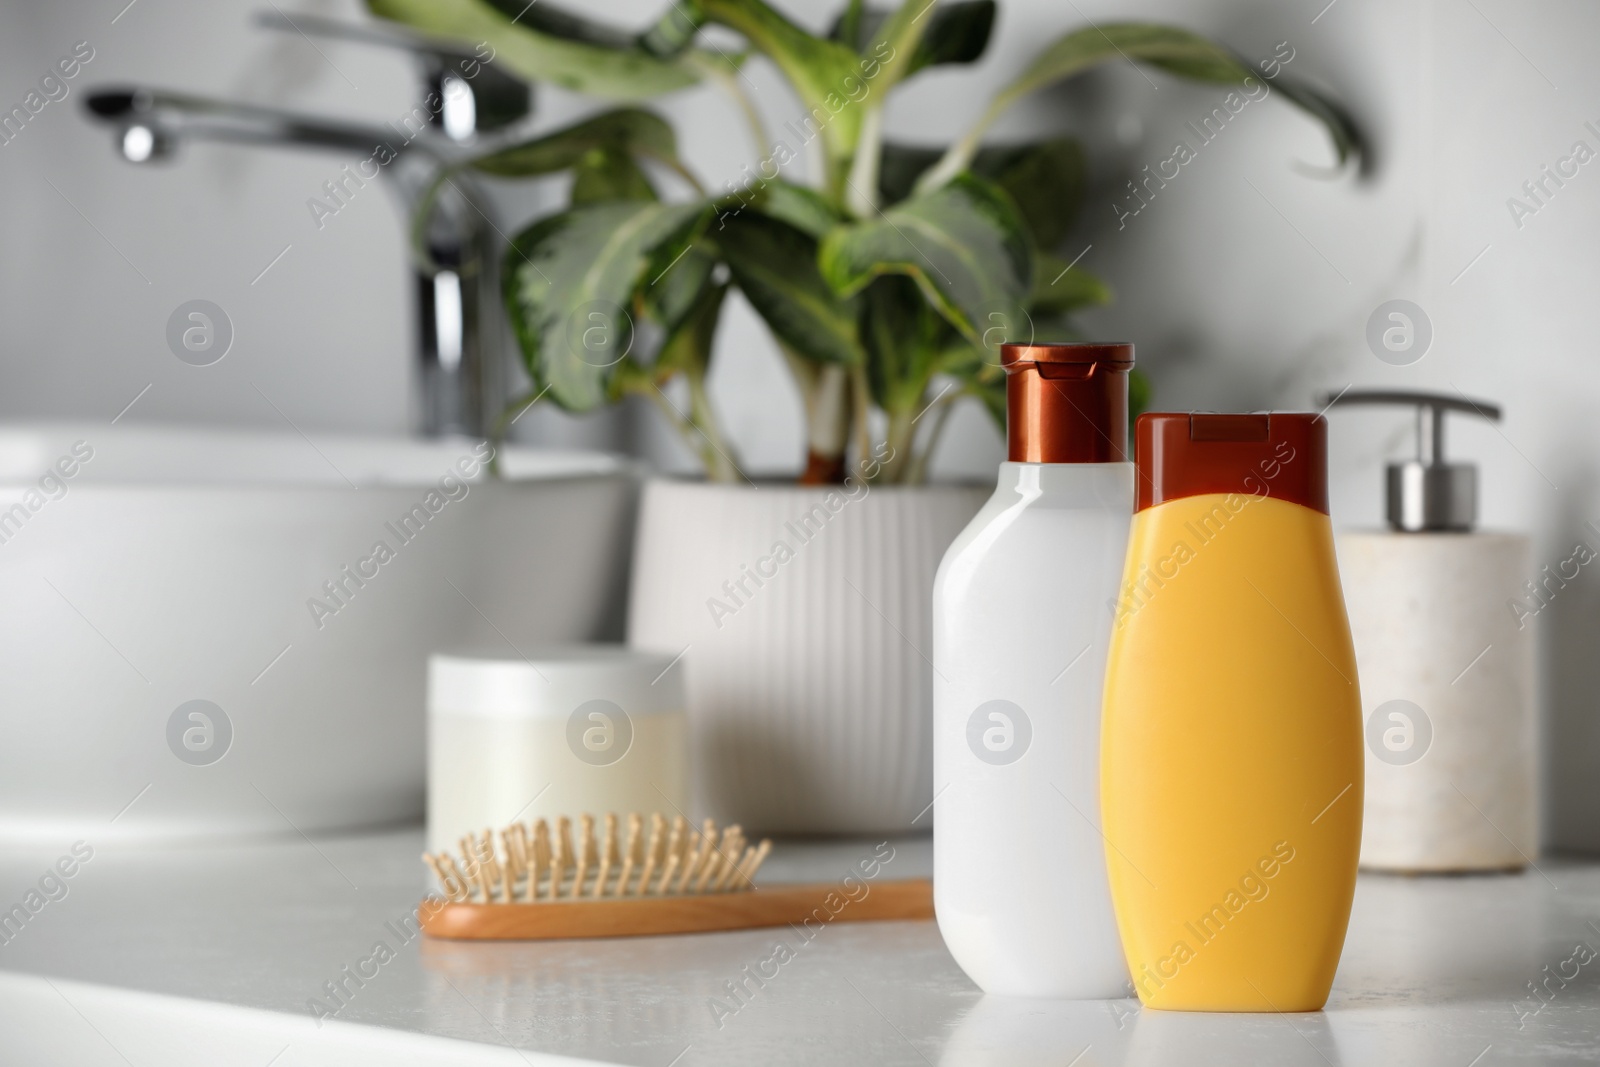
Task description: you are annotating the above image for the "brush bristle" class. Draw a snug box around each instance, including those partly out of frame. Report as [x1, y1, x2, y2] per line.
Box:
[423, 812, 773, 904]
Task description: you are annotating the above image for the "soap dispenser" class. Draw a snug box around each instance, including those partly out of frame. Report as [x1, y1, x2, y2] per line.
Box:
[1321, 389, 1535, 872]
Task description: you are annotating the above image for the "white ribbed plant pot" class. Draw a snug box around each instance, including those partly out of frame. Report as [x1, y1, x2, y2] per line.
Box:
[628, 478, 989, 833]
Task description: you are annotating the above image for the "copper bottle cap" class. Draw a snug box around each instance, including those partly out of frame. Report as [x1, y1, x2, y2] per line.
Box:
[1001, 342, 1134, 464]
[1135, 412, 1328, 514]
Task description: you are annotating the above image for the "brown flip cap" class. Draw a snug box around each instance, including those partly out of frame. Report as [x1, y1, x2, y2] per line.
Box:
[1001, 342, 1134, 464]
[1135, 412, 1328, 514]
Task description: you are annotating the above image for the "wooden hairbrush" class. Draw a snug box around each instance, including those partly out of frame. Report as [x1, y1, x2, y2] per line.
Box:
[420, 812, 932, 940]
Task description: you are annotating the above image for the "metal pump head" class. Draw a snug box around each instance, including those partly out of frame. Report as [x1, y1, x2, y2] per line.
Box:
[1317, 388, 1501, 532]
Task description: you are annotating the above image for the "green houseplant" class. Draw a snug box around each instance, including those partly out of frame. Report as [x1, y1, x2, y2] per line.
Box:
[368, 0, 1359, 832]
[369, 0, 1357, 484]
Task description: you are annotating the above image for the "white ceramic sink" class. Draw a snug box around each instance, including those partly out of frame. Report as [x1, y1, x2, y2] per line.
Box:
[0, 422, 637, 842]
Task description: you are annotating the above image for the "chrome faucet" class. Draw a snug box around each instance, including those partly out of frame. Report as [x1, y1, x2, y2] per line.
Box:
[82, 11, 533, 438]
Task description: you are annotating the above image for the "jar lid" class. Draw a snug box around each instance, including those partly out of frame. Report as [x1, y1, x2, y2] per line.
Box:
[1135, 412, 1328, 514]
[428, 645, 685, 719]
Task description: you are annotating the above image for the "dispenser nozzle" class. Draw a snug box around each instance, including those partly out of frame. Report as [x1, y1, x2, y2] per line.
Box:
[1316, 388, 1500, 533]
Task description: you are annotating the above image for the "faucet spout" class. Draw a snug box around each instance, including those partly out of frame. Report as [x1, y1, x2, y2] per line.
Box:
[86, 87, 408, 160]
[83, 86, 507, 439]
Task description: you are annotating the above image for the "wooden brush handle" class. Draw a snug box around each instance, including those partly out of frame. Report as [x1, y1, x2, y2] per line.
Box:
[421, 878, 934, 941]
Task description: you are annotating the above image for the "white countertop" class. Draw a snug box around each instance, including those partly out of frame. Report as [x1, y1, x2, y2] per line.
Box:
[0, 829, 1597, 1066]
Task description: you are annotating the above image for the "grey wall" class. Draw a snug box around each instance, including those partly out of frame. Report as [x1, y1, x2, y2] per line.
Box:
[3, 0, 1597, 848]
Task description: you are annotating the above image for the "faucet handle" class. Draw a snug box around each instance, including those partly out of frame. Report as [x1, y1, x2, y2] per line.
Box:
[253, 10, 532, 139]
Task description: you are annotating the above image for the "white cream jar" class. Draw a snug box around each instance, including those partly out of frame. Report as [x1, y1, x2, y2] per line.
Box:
[426, 646, 688, 856]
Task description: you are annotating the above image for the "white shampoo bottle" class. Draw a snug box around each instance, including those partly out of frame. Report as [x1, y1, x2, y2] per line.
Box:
[932, 342, 1134, 997]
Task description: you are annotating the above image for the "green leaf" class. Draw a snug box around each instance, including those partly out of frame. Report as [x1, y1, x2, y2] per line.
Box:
[1031, 251, 1111, 314]
[1008, 25, 1357, 165]
[879, 138, 1085, 248]
[876, 142, 944, 206]
[643, 245, 717, 338]
[467, 108, 680, 178]
[408, 109, 678, 273]
[571, 147, 657, 204]
[503, 202, 708, 411]
[861, 275, 950, 413]
[983, 138, 1085, 249]
[921, 22, 1360, 189]
[715, 210, 863, 365]
[837, 0, 945, 217]
[476, 0, 636, 47]
[906, 0, 994, 71]
[837, 0, 867, 48]
[852, 0, 937, 90]
[654, 278, 728, 379]
[933, 339, 987, 378]
[700, 0, 861, 103]
[365, 0, 703, 100]
[930, 340, 1005, 428]
[699, 0, 868, 187]
[968, 373, 1006, 429]
[818, 174, 1033, 352]
[638, 0, 707, 58]
[746, 180, 843, 239]
[830, 1, 995, 76]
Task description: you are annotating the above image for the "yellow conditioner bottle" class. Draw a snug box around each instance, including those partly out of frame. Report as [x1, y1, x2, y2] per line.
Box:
[1102, 412, 1362, 1012]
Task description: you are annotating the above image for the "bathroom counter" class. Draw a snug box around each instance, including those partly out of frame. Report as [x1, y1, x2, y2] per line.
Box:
[0, 829, 1597, 1065]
